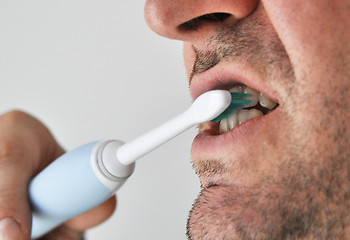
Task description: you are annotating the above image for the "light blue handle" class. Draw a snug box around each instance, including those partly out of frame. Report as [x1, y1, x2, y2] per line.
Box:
[29, 142, 114, 239]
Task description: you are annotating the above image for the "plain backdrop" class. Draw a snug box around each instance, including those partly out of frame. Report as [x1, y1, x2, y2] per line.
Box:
[0, 1, 200, 239]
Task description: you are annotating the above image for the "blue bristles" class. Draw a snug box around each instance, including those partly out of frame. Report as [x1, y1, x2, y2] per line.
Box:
[211, 92, 252, 122]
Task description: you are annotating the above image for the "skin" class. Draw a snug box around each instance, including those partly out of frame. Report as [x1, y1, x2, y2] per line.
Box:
[144, 0, 350, 239]
[0, 0, 349, 239]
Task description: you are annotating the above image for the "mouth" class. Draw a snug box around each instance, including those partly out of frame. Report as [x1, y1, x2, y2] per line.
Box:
[190, 64, 280, 136]
[189, 63, 282, 188]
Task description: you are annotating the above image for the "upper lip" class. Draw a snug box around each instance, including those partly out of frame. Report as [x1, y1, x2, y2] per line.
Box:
[189, 61, 279, 104]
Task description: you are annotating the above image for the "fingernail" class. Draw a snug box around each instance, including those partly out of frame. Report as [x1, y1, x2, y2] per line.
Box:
[0, 218, 22, 240]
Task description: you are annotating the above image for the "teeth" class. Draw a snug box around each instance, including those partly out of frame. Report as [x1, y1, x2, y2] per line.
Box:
[243, 87, 259, 107]
[238, 109, 250, 125]
[219, 109, 263, 134]
[247, 109, 263, 119]
[259, 93, 277, 110]
[228, 112, 238, 130]
[238, 109, 262, 125]
[229, 85, 245, 93]
[217, 84, 278, 134]
[219, 118, 229, 134]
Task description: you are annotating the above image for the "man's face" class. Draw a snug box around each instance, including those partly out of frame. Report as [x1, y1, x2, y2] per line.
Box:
[145, 1, 350, 239]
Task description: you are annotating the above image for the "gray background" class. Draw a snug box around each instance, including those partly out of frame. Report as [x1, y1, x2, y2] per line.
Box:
[0, 1, 200, 239]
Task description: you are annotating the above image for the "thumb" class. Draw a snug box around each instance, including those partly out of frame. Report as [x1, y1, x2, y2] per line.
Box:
[0, 111, 65, 239]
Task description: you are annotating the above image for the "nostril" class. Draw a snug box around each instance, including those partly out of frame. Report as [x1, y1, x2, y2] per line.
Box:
[179, 13, 232, 31]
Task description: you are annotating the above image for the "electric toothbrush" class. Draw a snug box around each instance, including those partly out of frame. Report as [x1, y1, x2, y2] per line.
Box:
[30, 90, 250, 239]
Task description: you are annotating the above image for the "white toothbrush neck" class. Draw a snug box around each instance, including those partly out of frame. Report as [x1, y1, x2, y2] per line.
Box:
[116, 109, 194, 165]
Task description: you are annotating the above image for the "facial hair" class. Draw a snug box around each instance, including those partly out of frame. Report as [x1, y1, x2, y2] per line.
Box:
[187, 4, 350, 240]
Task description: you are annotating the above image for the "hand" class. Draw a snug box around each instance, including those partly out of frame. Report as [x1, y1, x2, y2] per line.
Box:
[0, 110, 116, 240]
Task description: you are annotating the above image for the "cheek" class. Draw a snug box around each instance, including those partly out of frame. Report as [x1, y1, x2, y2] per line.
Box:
[183, 42, 196, 80]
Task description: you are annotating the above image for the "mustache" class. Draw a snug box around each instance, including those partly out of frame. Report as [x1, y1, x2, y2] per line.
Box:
[189, 12, 294, 85]
[189, 47, 220, 82]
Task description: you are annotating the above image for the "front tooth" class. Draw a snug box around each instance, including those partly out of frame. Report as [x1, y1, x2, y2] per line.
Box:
[219, 118, 229, 134]
[259, 93, 277, 109]
[238, 110, 250, 125]
[228, 112, 238, 130]
[244, 87, 259, 107]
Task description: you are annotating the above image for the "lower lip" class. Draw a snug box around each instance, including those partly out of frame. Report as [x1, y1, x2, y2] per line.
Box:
[191, 108, 281, 159]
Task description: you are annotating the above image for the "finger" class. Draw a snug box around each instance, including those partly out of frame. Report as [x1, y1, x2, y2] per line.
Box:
[0, 111, 64, 239]
[66, 196, 117, 231]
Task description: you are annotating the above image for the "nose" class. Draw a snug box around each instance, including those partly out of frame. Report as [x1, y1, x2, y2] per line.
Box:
[144, 0, 258, 41]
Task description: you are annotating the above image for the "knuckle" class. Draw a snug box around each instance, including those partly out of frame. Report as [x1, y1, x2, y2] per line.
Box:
[1, 110, 31, 125]
[0, 110, 47, 137]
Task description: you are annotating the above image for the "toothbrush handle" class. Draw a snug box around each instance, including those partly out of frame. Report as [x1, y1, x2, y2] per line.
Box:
[29, 141, 127, 239]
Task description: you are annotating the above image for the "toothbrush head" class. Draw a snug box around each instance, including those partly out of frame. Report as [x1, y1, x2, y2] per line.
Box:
[211, 92, 252, 122]
[188, 90, 232, 124]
